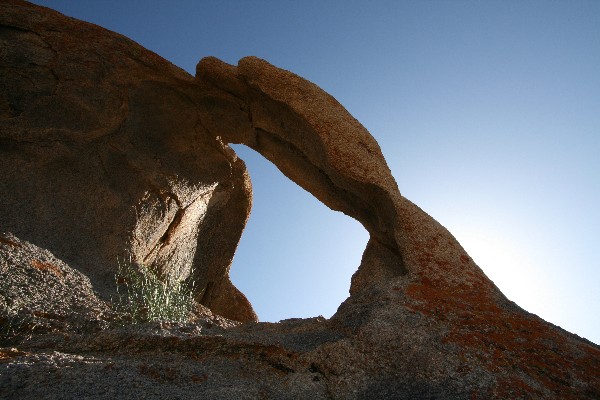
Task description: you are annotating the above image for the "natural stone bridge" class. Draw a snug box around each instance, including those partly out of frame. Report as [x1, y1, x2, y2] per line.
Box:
[1, 2, 598, 398]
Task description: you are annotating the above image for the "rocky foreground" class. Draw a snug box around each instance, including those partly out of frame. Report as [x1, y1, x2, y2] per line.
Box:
[1, 1, 599, 398]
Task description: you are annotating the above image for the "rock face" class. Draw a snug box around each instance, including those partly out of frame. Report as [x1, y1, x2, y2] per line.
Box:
[0, 233, 112, 342]
[1, 1, 599, 399]
[0, 0, 255, 322]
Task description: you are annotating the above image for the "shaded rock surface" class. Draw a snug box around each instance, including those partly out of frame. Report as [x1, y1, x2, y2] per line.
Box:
[1, 1, 599, 399]
[0, 233, 112, 342]
[0, 0, 255, 322]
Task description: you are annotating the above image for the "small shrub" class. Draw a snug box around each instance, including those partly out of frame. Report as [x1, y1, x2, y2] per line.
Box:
[113, 259, 196, 324]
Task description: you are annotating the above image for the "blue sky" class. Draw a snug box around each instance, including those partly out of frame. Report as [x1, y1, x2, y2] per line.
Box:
[33, 0, 599, 344]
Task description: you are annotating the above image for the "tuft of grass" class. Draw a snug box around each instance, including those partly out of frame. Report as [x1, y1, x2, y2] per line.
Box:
[113, 259, 196, 324]
[0, 313, 38, 346]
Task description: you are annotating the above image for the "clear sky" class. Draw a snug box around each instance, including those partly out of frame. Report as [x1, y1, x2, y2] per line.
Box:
[32, 0, 599, 345]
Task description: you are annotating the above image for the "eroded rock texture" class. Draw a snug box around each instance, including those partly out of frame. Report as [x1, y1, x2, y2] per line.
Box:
[0, 233, 113, 340]
[1, 1, 599, 399]
[0, 0, 255, 322]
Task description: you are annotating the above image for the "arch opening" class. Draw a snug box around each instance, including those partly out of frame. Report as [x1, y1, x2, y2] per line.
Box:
[229, 144, 369, 322]
[194, 56, 408, 322]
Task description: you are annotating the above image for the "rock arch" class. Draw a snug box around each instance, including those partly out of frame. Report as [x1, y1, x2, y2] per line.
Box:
[0, 1, 496, 325]
[194, 57, 408, 305]
[191, 57, 505, 324]
[4, 7, 599, 397]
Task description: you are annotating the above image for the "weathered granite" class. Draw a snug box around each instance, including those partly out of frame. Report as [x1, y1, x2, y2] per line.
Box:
[0, 233, 112, 343]
[1, 1, 599, 399]
[0, 0, 256, 322]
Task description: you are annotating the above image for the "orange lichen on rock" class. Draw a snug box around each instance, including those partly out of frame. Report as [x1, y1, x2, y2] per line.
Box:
[0, 349, 28, 363]
[0, 237, 20, 247]
[30, 260, 64, 278]
[406, 278, 600, 399]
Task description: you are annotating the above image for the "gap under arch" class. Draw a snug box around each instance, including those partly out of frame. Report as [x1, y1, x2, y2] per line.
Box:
[229, 144, 369, 322]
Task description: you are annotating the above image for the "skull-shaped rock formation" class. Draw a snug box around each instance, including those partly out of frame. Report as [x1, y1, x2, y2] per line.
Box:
[1, 1, 599, 398]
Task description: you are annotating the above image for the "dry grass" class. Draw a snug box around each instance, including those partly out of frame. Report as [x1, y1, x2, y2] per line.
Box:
[113, 259, 196, 324]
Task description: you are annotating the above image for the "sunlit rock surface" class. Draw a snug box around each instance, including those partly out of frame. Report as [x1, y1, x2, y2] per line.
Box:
[1, 1, 599, 398]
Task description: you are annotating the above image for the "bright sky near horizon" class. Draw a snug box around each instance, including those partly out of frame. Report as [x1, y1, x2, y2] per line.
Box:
[32, 0, 599, 345]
